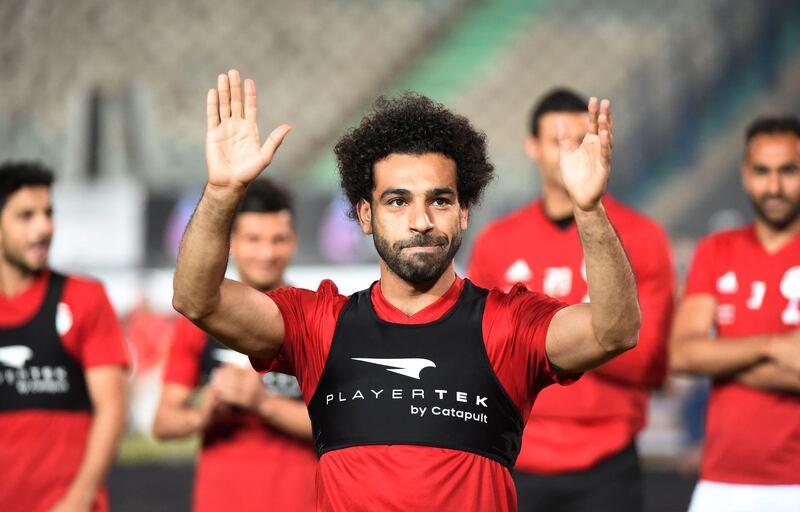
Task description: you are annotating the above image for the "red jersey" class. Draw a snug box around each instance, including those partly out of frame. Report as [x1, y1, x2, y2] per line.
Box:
[0, 270, 128, 512]
[685, 226, 800, 484]
[163, 317, 317, 512]
[250, 275, 575, 512]
[468, 196, 674, 473]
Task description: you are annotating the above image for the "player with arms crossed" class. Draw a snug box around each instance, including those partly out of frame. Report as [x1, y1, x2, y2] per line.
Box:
[671, 116, 800, 511]
[172, 69, 641, 512]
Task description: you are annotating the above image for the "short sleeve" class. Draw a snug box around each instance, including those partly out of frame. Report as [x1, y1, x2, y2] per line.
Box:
[483, 285, 575, 415]
[162, 317, 207, 387]
[508, 289, 577, 390]
[248, 280, 347, 401]
[63, 278, 129, 369]
[685, 236, 717, 297]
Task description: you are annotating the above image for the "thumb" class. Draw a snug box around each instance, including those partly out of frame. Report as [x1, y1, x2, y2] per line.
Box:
[260, 124, 292, 164]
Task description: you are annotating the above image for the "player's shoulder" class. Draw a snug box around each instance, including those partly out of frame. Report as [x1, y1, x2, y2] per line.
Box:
[696, 225, 753, 252]
[59, 271, 110, 304]
[483, 281, 561, 310]
[272, 279, 345, 299]
[475, 201, 541, 242]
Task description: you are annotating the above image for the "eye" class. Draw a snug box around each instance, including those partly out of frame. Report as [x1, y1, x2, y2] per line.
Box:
[780, 164, 798, 175]
[387, 198, 407, 207]
[432, 198, 451, 207]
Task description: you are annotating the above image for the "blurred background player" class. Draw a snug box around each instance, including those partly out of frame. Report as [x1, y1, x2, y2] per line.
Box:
[468, 89, 674, 512]
[153, 178, 316, 512]
[0, 162, 129, 512]
[670, 116, 800, 511]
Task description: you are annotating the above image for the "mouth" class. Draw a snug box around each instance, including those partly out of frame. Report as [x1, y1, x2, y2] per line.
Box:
[29, 240, 50, 258]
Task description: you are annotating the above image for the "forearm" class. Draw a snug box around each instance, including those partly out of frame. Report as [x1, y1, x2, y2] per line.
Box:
[574, 204, 641, 350]
[152, 404, 205, 440]
[257, 395, 313, 441]
[63, 402, 126, 506]
[735, 361, 800, 393]
[173, 184, 245, 320]
[670, 334, 771, 376]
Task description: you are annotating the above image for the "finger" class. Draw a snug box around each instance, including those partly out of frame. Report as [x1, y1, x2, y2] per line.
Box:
[601, 98, 612, 132]
[206, 89, 220, 130]
[244, 78, 257, 123]
[587, 97, 599, 135]
[260, 124, 292, 164]
[217, 73, 231, 119]
[229, 69, 243, 118]
[600, 128, 612, 168]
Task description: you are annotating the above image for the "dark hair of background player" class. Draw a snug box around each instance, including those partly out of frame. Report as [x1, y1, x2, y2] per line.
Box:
[745, 115, 800, 143]
[0, 161, 54, 214]
[529, 88, 588, 137]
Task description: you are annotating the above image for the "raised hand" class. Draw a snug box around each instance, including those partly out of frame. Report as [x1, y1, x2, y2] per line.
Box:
[205, 69, 291, 189]
[557, 97, 613, 212]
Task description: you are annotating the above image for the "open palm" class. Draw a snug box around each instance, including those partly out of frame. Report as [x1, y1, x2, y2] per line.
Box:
[205, 70, 290, 188]
[558, 97, 613, 211]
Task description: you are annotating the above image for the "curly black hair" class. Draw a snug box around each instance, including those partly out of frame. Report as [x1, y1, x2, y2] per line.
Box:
[334, 92, 495, 220]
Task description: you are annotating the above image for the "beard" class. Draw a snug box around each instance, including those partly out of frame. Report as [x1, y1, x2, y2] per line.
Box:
[373, 227, 462, 285]
[751, 194, 800, 231]
[1, 245, 44, 276]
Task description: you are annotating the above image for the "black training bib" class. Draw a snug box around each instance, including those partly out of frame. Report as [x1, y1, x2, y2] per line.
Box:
[0, 273, 92, 413]
[307, 279, 524, 468]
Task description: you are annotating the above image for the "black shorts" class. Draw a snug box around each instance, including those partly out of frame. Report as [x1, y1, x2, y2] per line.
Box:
[513, 443, 643, 512]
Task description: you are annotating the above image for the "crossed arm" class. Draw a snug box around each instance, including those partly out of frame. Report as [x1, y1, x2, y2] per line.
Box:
[670, 294, 800, 393]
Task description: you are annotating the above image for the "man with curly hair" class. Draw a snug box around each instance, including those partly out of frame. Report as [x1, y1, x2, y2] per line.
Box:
[172, 69, 641, 512]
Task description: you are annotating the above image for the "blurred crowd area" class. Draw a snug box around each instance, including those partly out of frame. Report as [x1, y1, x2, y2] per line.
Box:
[2, 0, 800, 481]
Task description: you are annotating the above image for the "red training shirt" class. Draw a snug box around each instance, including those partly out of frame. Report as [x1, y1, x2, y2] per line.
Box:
[163, 317, 317, 512]
[685, 225, 800, 484]
[251, 275, 575, 512]
[468, 196, 674, 473]
[0, 270, 129, 512]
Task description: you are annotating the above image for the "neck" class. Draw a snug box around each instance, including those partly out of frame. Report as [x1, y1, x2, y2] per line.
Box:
[378, 261, 456, 317]
[540, 182, 575, 220]
[754, 217, 800, 254]
[0, 260, 39, 298]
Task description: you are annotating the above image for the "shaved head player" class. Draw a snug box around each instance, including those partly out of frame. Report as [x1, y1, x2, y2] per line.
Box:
[172, 69, 641, 512]
[671, 116, 800, 511]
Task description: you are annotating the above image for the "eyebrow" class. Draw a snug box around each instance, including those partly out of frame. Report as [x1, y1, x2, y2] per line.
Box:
[379, 187, 456, 200]
[380, 188, 411, 200]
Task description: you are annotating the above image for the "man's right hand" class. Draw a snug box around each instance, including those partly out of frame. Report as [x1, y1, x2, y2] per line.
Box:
[767, 329, 800, 373]
[205, 69, 291, 190]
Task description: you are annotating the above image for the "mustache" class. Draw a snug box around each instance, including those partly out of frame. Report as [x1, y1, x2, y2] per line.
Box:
[759, 194, 789, 203]
[394, 234, 448, 250]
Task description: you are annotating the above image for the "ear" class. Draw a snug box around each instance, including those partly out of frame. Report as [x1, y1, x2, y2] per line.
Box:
[460, 205, 469, 231]
[524, 135, 540, 163]
[356, 199, 373, 235]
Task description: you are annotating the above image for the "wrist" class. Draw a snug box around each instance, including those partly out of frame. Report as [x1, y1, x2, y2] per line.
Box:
[205, 182, 248, 202]
[573, 201, 605, 217]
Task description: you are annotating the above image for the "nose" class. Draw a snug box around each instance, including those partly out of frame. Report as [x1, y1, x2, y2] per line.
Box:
[410, 202, 434, 234]
[767, 169, 782, 196]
